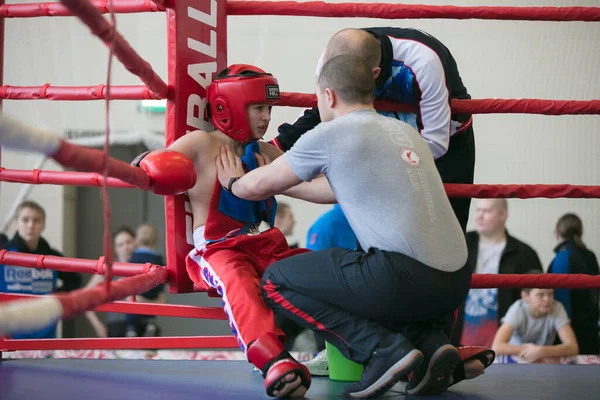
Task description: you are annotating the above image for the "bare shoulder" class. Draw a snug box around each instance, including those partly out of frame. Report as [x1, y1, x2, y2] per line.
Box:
[167, 130, 217, 159]
[258, 140, 284, 160]
[173, 129, 214, 146]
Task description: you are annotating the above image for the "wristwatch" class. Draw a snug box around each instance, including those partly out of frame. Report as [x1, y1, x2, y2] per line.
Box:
[224, 177, 241, 194]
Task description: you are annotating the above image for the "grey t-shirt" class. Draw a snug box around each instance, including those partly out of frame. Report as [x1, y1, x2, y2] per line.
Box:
[502, 299, 570, 346]
[283, 108, 467, 271]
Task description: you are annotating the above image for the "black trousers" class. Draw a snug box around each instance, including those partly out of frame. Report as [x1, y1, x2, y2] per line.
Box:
[436, 124, 476, 233]
[262, 247, 471, 363]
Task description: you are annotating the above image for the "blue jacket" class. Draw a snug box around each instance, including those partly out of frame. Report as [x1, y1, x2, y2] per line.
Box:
[306, 205, 357, 251]
[548, 240, 600, 354]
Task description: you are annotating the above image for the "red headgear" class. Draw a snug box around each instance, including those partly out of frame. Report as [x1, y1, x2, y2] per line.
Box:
[206, 64, 280, 143]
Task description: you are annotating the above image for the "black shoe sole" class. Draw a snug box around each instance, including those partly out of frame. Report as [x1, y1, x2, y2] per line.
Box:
[406, 345, 461, 396]
[349, 349, 423, 399]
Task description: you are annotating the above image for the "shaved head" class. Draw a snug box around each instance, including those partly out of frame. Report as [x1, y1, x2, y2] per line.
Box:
[324, 28, 382, 69]
[474, 199, 508, 238]
[489, 199, 508, 211]
[475, 198, 508, 213]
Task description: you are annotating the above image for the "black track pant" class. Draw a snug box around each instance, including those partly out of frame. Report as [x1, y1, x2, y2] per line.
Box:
[436, 125, 476, 233]
[262, 247, 471, 363]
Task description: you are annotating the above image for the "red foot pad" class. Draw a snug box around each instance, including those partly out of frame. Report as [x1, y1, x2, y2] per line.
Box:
[458, 346, 495, 366]
[452, 346, 495, 386]
[247, 333, 311, 397]
[264, 358, 311, 397]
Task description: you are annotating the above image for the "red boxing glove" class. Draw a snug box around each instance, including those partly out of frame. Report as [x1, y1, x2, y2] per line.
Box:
[133, 150, 197, 195]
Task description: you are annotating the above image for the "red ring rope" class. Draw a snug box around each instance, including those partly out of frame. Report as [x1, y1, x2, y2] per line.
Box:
[228, 1, 600, 22]
[49, 141, 151, 191]
[3, 293, 229, 320]
[100, 0, 117, 292]
[1, 86, 597, 116]
[5, 1, 599, 22]
[0, 85, 160, 100]
[150, 0, 166, 10]
[471, 274, 600, 289]
[0, 250, 153, 276]
[0, 0, 162, 17]
[0, 168, 135, 188]
[56, 0, 168, 98]
[2, 168, 599, 200]
[444, 184, 600, 199]
[2, 335, 239, 351]
[58, 267, 168, 319]
[280, 93, 600, 116]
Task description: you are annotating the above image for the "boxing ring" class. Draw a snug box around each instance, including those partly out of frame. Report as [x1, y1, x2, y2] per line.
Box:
[1, 0, 600, 399]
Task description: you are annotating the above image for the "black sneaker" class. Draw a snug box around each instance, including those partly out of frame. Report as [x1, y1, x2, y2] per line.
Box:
[345, 334, 423, 399]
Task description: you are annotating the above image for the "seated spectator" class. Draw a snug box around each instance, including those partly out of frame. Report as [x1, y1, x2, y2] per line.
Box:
[85, 226, 137, 337]
[125, 223, 166, 337]
[306, 204, 357, 251]
[548, 213, 600, 354]
[455, 199, 543, 347]
[274, 202, 298, 249]
[492, 282, 579, 363]
[0, 201, 87, 338]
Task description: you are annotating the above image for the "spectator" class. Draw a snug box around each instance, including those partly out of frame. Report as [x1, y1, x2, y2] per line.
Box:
[454, 199, 543, 347]
[0, 201, 84, 338]
[85, 226, 136, 337]
[492, 283, 579, 363]
[548, 213, 600, 354]
[274, 202, 298, 249]
[125, 223, 166, 337]
[306, 204, 357, 251]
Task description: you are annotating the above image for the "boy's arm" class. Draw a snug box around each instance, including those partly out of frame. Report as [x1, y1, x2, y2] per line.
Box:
[538, 324, 579, 358]
[130, 131, 205, 195]
[537, 302, 579, 358]
[492, 323, 524, 356]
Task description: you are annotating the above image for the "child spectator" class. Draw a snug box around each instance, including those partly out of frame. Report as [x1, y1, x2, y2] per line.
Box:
[492, 283, 579, 363]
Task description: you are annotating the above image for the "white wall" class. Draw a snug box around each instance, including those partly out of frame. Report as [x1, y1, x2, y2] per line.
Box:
[1, 0, 599, 268]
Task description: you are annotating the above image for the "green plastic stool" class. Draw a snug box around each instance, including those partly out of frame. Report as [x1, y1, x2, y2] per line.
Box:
[326, 341, 364, 382]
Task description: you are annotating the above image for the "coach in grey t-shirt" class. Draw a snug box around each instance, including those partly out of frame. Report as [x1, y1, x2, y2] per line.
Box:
[216, 54, 472, 397]
[283, 108, 466, 271]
